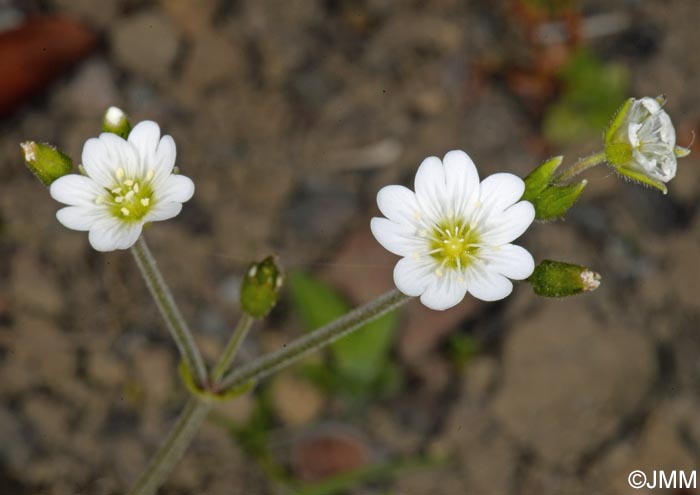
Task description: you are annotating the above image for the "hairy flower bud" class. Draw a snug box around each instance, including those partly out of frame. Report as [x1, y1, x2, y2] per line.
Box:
[20, 141, 73, 186]
[102, 106, 132, 138]
[240, 256, 283, 318]
[528, 260, 601, 297]
[523, 156, 587, 222]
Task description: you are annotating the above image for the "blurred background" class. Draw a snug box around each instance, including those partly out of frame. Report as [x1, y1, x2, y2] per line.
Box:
[1, 0, 699, 493]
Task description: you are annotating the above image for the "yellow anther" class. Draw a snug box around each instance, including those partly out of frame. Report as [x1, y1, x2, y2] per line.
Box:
[124, 179, 134, 187]
[125, 190, 135, 200]
[111, 187, 122, 194]
[133, 182, 140, 193]
[120, 207, 130, 216]
[116, 167, 125, 179]
[140, 198, 150, 206]
[115, 196, 124, 203]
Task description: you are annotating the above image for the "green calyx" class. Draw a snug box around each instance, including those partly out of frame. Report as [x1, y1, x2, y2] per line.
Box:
[20, 141, 73, 186]
[528, 259, 601, 297]
[240, 256, 284, 319]
[523, 156, 587, 222]
[102, 106, 132, 139]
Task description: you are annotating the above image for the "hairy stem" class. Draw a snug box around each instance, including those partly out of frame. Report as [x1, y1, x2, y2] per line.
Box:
[221, 289, 411, 390]
[211, 313, 254, 382]
[128, 313, 254, 495]
[127, 398, 211, 495]
[129, 289, 410, 495]
[131, 237, 208, 386]
[553, 151, 607, 184]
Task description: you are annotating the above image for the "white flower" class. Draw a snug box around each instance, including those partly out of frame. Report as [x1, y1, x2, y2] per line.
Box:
[371, 150, 535, 310]
[606, 96, 684, 184]
[50, 121, 194, 252]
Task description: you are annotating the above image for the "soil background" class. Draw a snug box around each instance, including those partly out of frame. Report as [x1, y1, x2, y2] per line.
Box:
[1, 1, 700, 494]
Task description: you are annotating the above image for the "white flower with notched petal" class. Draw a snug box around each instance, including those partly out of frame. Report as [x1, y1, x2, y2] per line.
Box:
[605, 96, 689, 191]
[371, 151, 535, 310]
[50, 121, 194, 252]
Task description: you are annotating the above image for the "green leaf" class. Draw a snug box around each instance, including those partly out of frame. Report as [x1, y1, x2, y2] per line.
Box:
[287, 272, 399, 391]
[288, 272, 348, 329]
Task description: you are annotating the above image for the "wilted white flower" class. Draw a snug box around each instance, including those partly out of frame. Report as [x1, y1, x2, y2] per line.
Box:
[605, 96, 689, 190]
[50, 121, 194, 252]
[371, 151, 535, 310]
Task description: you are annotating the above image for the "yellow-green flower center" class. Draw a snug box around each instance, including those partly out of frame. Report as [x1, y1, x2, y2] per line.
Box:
[427, 219, 480, 273]
[97, 167, 155, 221]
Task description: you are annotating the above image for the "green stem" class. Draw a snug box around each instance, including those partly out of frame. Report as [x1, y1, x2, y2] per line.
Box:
[211, 313, 254, 382]
[131, 237, 208, 387]
[127, 398, 211, 495]
[129, 312, 253, 495]
[221, 289, 411, 390]
[553, 151, 607, 184]
[128, 289, 410, 495]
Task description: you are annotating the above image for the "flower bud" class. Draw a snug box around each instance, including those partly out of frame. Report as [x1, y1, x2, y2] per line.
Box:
[604, 96, 689, 194]
[101, 106, 132, 138]
[523, 156, 587, 222]
[528, 260, 601, 297]
[20, 141, 73, 186]
[240, 256, 283, 319]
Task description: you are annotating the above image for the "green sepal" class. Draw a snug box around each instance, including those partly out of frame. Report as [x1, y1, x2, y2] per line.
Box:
[528, 259, 601, 297]
[604, 142, 633, 166]
[101, 106, 132, 139]
[604, 97, 633, 144]
[20, 141, 73, 186]
[523, 156, 564, 200]
[613, 166, 668, 194]
[674, 146, 691, 158]
[240, 256, 284, 319]
[522, 156, 586, 221]
[179, 361, 254, 402]
[533, 179, 587, 221]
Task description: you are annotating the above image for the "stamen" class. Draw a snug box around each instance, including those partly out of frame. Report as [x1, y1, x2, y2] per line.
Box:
[124, 190, 135, 200]
[140, 198, 150, 206]
[115, 196, 124, 203]
[111, 187, 122, 194]
[120, 207, 130, 216]
[133, 183, 140, 193]
[116, 167, 125, 179]
[124, 179, 134, 187]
